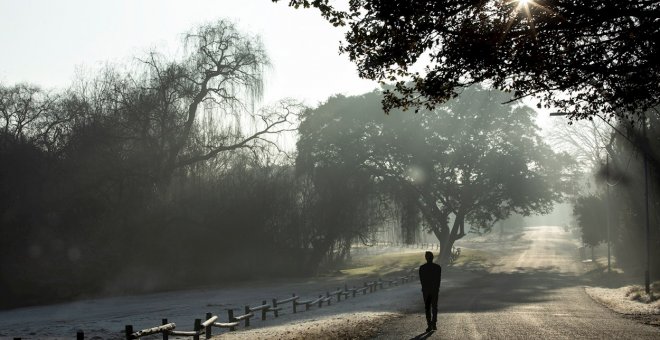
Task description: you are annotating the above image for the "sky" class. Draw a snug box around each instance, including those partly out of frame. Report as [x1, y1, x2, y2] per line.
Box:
[0, 0, 558, 130]
[0, 0, 378, 107]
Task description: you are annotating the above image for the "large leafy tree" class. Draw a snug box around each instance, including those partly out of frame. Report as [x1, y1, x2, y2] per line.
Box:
[277, 0, 660, 121]
[299, 86, 573, 263]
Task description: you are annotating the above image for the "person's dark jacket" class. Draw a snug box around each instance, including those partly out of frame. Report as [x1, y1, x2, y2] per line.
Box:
[419, 262, 442, 293]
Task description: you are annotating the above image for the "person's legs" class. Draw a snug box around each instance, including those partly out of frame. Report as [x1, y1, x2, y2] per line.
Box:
[431, 292, 439, 329]
[423, 292, 432, 331]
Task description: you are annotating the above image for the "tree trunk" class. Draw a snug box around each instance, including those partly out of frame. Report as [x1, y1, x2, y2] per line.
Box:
[437, 213, 464, 265]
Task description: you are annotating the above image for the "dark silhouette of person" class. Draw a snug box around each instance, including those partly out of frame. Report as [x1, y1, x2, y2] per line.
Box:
[419, 251, 441, 332]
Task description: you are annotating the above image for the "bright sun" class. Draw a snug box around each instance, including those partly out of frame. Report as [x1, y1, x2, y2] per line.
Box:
[512, 0, 534, 9]
[504, 0, 542, 36]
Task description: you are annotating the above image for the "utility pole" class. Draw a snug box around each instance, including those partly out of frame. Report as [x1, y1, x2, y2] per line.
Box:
[643, 115, 651, 294]
[606, 153, 611, 274]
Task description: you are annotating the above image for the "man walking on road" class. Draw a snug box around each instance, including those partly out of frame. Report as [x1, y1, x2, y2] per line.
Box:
[419, 251, 442, 332]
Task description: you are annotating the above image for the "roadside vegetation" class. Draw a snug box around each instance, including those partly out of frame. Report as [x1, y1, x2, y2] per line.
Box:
[580, 250, 660, 326]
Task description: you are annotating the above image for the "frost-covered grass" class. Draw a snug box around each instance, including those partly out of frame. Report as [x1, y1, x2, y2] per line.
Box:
[585, 283, 660, 315]
[451, 248, 494, 270]
[338, 243, 503, 277]
[582, 254, 660, 315]
[338, 252, 423, 277]
[624, 283, 660, 304]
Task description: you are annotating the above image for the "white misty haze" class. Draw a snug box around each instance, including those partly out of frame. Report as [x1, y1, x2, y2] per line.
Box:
[0, 0, 377, 107]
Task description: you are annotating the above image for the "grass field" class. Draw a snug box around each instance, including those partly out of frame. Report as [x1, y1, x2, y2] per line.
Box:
[335, 245, 499, 279]
[338, 252, 424, 277]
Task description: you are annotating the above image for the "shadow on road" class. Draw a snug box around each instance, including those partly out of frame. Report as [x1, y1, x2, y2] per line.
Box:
[409, 330, 434, 340]
[438, 267, 586, 314]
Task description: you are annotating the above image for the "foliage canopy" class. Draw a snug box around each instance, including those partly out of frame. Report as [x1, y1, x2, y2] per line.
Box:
[278, 0, 660, 121]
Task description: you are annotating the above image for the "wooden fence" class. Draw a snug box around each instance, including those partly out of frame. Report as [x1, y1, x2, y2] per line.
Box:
[12, 268, 418, 339]
[121, 270, 417, 339]
[351, 241, 440, 252]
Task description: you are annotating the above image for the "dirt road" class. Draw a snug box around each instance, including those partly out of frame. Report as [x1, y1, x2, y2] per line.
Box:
[374, 226, 660, 339]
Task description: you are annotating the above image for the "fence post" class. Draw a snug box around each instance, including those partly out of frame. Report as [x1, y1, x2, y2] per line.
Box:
[272, 298, 279, 317]
[125, 325, 133, 340]
[292, 294, 297, 314]
[244, 306, 251, 327]
[318, 294, 323, 308]
[162, 318, 169, 340]
[352, 286, 357, 298]
[193, 319, 201, 340]
[261, 300, 267, 321]
[228, 309, 236, 331]
[205, 312, 212, 339]
[363, 282, 367, 295]
[337, 288, 341, 302]
[77, 330, 84, 340]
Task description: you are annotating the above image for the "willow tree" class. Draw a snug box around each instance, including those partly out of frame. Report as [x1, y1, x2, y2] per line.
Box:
[68, 20, 300, 192]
